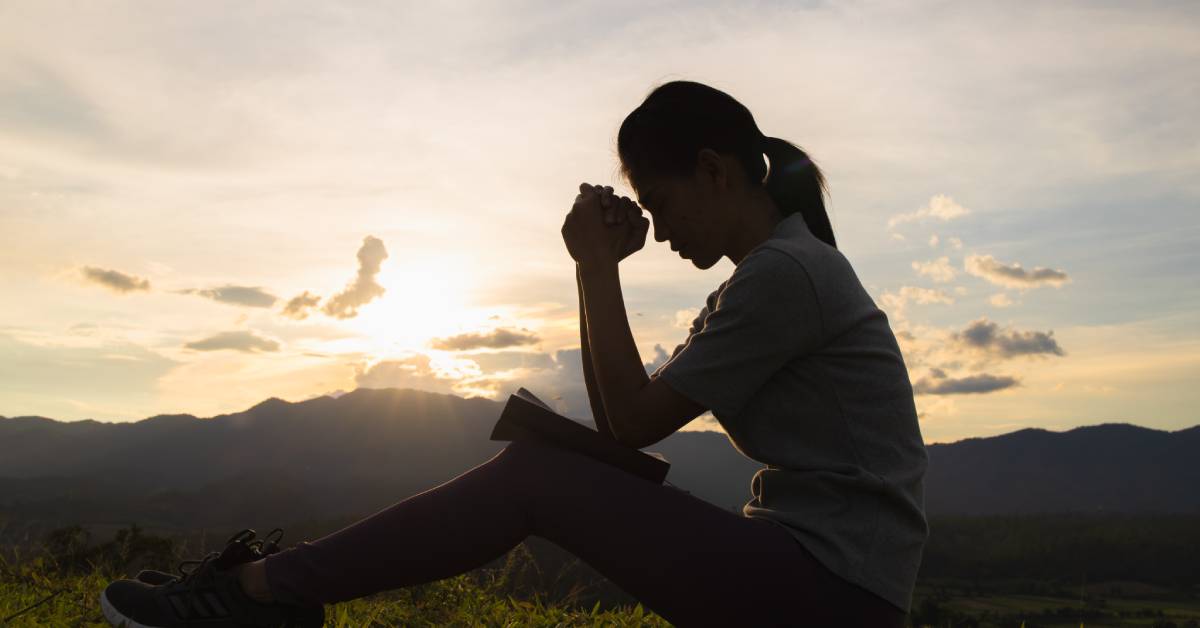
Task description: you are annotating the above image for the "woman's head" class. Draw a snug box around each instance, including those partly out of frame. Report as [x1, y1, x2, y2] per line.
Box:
[617, 80, 835, 268]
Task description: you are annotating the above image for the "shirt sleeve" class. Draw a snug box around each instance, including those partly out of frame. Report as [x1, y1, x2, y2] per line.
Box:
[654, 247, 825, 419]
[649, 286, 722, 380]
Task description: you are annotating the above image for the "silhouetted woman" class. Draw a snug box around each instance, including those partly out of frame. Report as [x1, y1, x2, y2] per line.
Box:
[102, 80, 928, 628]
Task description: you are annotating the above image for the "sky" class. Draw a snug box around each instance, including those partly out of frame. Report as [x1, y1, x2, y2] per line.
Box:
[1, 1, 1197, 443]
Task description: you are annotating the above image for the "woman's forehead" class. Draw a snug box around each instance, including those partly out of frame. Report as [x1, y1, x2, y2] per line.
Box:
[633, 177, 669, 206]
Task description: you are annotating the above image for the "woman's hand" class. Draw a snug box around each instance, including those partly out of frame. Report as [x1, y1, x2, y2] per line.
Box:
[562, 183, 650, 265]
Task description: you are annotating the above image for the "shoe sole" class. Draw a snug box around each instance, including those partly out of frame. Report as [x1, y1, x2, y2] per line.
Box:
[99, 588, 158, 628]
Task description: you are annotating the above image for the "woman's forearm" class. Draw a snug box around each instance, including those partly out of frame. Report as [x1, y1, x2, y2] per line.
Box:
[577, 260, 649, 445]
[578, 264, 615, 439]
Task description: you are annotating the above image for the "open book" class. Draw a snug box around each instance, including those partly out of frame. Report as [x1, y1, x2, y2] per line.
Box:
[489, 388, 670, 484]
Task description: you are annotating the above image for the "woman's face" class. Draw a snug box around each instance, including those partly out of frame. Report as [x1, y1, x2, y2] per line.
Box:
[634, 170, 730, 270]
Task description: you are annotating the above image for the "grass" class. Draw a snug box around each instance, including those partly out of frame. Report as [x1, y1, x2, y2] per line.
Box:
[0, 524, 671, 627]
[0, 557, 672, 627]
[911, 588, 1200, 628]
[6, 523, 1200, 627]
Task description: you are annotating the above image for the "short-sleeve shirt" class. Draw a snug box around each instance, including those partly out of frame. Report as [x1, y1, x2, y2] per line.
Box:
[652, 212, 929, 612]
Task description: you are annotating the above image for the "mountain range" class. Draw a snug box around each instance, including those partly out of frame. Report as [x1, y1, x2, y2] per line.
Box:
[2, 387, 1197, 533]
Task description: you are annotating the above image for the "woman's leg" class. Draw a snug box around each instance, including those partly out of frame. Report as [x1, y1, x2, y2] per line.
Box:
[263, 438, 903, 627]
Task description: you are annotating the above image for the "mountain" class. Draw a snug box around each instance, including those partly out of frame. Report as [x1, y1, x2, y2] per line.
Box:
[1, 389, 1198, 533]
[0, 388, 761, 530]
[924, 423, 1200, 515]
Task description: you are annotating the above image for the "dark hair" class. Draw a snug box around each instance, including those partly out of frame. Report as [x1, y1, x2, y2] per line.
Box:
[617, 80, 835, 249]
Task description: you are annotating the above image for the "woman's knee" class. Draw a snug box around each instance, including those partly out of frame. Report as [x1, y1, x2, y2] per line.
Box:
[492, 439, 595, 496]
[492, 439, 555, 477]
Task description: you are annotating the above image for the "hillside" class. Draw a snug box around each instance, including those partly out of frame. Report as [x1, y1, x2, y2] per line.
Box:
[1, 388, 1197, 532]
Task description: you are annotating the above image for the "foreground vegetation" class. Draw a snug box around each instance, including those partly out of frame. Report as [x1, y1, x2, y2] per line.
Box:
[5, 519, 1200, 627]
[0, 524, 670, 627]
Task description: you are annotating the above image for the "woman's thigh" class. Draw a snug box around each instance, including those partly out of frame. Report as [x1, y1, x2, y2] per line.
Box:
[496, 438, 901, 627]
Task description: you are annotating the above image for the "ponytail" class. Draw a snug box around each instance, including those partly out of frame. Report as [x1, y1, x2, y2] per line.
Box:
[762, 136, 836, 249]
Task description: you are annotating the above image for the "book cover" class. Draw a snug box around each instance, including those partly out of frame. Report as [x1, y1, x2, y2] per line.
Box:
[489, 388, 671, 484]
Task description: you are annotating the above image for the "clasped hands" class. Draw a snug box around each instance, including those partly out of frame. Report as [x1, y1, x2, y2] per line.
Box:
[561, 182, 651, 266]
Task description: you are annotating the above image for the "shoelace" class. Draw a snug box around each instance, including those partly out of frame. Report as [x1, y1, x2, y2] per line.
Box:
[171, 551, 224, 620]
[172, 527, 284, 581]
[168, 528, 285, 620]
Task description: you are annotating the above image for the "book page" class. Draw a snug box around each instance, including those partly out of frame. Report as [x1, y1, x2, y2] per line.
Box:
[515, 387, 557, 414]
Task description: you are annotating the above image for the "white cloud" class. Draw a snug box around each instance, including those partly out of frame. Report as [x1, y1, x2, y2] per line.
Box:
[429, 327, 540, 351]
[989, 293, 1014, 308]
[888, 194, 970, 229]
[184, 330, 281, 353]
[674, 308, 700, 329]
[964, 254, 1070, 289]
[911, 256, 957, 283]
[879, 286, 955, 321]
[280, 291, 321, 320]
[322, 236, 388, 319]
[929, 234, 940, 247]
[179, 285, 278, 308]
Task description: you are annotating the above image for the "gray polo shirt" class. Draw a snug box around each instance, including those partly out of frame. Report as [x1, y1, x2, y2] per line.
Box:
[652, 212, 929, 612]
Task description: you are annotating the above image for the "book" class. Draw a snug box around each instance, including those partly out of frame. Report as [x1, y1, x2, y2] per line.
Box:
[489, 387, 671, 484]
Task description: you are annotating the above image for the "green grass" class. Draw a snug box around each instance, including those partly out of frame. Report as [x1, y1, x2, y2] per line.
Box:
[7, 523, 1200, 627]
[911, 590, 1200, 628]
[0, 557, 671, 627]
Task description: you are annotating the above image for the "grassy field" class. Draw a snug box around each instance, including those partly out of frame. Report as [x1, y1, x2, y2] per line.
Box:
[0, 557, 671, 627]
[9, 568, 1200, 628]
[911, 589, 1200, 628]
[5, 523, 1200, 627]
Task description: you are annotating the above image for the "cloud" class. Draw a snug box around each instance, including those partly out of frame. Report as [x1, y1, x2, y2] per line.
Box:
[989, 293, 1014, 308]
[355, 352, 477, 395]
[323, 236, 388, 319]
[644, 343, 670, 375]
[674, 309, 701, 329]
[80, 266, 150, 293]
[964, 254, 1070, 289]
[928, 234, 939, 247]
[948, 237, 963, 250]
[953, 318, 1065, 358]
[430, 327, 540, 351]
[184, 330, 280, 353]
[911, 256, 957, 282]
[888, 194, 970, 229]
[280, 291, 321, 320]
[456, 350, 555, 372]
[355, 347, 598, 422]
[180, 285, 278, 308]
[914, 368, 1019, 395]
[879, 286, 954, 321]
[0, 332, 177, 421]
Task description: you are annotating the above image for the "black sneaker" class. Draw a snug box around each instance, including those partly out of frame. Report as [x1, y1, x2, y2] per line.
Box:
[135, 528, 285, 586]
[100, 528, 323, 627]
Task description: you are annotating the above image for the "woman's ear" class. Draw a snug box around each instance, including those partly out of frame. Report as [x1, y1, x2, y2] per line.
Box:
[694, 148, 728, 193]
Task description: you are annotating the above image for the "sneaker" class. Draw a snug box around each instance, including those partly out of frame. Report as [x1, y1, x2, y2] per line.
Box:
[100, 528, 323, 627]
[135, 528, 284, 586]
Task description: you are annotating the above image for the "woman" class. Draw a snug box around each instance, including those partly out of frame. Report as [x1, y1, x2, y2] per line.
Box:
[101, 80, 927, 628]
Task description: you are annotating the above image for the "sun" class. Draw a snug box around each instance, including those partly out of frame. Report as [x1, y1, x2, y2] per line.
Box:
[345, 256, 479, 353]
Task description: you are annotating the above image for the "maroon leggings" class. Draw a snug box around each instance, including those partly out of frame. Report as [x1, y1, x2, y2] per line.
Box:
[263, 438, 905, 627]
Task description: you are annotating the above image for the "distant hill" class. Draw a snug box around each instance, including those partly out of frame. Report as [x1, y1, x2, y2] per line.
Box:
[925, 423, 1200, 515]
[1, 388, 1197, 532]
[0, 388, 760, 530]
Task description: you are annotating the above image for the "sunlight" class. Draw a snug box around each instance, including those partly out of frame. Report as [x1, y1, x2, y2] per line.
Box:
[345, 256, 479, 353]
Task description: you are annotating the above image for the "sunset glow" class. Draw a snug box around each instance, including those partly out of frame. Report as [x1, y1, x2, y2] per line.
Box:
[1, 2, 1196, 444]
